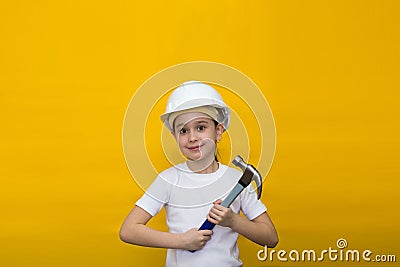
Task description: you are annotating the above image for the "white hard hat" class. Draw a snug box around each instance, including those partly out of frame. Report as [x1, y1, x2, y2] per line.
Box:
[161, 81, 230, 132]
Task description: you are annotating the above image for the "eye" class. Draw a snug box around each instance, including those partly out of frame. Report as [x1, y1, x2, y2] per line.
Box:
[179, 128, 188, 135]
[197, 125, 206, 131]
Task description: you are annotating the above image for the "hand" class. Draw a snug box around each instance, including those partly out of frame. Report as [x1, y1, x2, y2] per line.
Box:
[180, 228, 213, 251]
[207, 199, 237, 228]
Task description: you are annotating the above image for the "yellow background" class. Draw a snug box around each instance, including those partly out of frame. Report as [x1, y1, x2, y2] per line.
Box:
[1, 1, 399, 266]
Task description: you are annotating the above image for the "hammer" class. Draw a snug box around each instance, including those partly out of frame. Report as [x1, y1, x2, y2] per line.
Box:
[190, 155, 262, 252]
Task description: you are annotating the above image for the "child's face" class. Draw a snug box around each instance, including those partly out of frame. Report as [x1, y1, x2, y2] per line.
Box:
[173, 112, 223, 162]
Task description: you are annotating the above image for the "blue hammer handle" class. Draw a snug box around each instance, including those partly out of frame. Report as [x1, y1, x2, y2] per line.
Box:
[198, 183, 244, 230]
[189, 183, 245, 252]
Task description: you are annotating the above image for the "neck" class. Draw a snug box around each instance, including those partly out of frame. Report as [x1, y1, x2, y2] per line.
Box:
[187, 158, 219, 174]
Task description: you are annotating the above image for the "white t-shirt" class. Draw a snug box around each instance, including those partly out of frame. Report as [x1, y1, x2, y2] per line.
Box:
[136, 163, 267, 267]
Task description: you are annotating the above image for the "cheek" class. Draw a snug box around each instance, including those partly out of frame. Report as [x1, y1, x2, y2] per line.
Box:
[200, 137, 216, 148]
[176, 135, 186, 147]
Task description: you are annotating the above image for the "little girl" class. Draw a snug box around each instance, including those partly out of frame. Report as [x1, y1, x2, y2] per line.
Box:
[120, 81, 278, 267]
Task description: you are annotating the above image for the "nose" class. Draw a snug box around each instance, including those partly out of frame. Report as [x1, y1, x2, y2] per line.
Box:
[188, 130, 198, 143]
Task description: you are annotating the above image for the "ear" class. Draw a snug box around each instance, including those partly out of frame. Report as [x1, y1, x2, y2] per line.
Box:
[215, 123, 224, 142]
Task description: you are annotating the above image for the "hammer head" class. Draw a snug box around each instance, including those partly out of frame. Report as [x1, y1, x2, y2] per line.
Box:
[232, 155, 263, 199]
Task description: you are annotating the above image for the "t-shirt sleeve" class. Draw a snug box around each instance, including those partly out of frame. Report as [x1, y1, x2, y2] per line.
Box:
[135, 193, 164, 217]
[135, 174, 172, 217]
[240, 185, 267, 220]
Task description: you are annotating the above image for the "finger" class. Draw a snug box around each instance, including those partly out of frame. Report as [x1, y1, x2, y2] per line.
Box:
[199, 229, 213, 236]
[203, 235, 211, 241]
[213, 203, 228, 213]
[208, 211, 220, 220]
[214, 201, 229, 209]
[207, 214, 219, 224]
[199, 236, 209, 243]
[213, 199, 222, 205]
[211, 207, 224, 216]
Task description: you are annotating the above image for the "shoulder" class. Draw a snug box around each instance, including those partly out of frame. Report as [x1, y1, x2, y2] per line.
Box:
[158, 164, 183, 176]
[156, 163, 187, 184]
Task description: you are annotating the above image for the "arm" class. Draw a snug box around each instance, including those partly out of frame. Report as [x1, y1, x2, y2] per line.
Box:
[120, 205, 213, 251]
[207, 200, 278, 248]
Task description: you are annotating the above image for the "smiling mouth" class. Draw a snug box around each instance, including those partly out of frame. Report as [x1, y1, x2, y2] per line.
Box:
[188, 144, 203, 151]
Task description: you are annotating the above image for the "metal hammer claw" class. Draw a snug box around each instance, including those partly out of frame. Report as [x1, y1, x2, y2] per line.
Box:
[232, 155, 262, 200]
